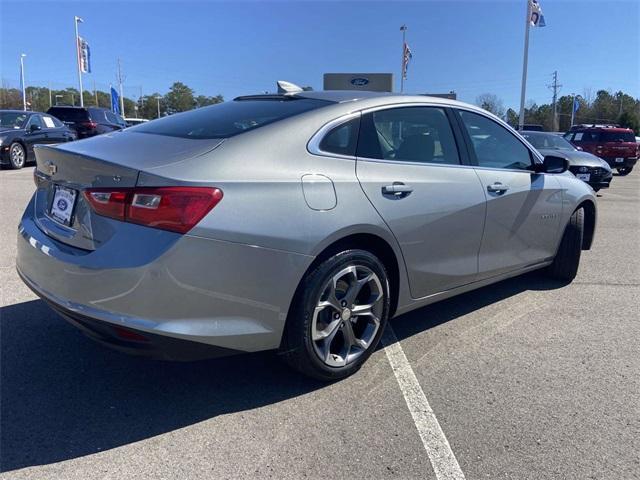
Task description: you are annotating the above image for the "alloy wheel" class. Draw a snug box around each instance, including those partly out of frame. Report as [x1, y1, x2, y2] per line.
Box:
[10, 143, 25, 168]
[311, 265, 384, 367]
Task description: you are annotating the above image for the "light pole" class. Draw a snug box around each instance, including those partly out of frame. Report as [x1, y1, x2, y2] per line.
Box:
[55, 94, 63, 106]
[74, 16, 84, 107]
[20, 54, 27, 111]
[156, 95, 161, 118]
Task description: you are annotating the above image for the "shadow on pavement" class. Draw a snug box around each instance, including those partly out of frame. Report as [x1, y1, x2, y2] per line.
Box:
[0, 300, 323, 472]
[390, 271, 567, 344]
[0, 271, 565, 472]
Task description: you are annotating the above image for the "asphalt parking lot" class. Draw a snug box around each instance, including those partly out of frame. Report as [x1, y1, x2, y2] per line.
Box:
[1, 167, 638, 480]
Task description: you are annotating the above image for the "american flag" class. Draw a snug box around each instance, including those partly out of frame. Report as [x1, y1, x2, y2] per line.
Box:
[402, 42, 413, 80]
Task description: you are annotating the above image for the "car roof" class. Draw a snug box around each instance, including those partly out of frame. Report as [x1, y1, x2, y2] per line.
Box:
[236, 90, 481, 114]
[573, 126, 632, 132]
[0, 109, 36, 115]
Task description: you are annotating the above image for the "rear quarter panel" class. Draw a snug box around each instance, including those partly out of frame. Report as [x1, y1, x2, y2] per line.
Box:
[141, 108, 413, 314]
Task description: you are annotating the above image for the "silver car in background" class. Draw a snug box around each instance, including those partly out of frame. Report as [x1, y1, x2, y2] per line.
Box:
[522, 130, 613, 192]
[17, 88, 597, 380]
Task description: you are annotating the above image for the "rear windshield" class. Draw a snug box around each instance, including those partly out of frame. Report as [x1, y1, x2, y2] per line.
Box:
[601, 131, 635, 142]
[47, 108, 89, 122]
[133, 98, 333, 139]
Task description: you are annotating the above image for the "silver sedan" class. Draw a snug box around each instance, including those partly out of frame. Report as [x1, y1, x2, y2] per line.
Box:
[17, 88, 597, 380]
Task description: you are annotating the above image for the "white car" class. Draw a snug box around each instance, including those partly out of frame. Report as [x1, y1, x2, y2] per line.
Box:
[124, 118, 149, 127]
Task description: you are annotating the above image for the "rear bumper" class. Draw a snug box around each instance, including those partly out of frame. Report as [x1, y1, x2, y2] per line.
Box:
[20, 270, 240, 361]
[16, 196, 313, 356]
[602, 157, 637, 169]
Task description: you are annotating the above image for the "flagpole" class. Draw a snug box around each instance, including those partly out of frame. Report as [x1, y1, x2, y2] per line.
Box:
[19, 54, 27, 111]
[74, 16, 84, 107]
[400, 25, 407, 93]
[518, 0, 531, 129]
[570, 93, 576, 127]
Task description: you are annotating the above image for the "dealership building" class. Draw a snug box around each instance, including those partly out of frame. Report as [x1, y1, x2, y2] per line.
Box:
[323, 73, 456, 99]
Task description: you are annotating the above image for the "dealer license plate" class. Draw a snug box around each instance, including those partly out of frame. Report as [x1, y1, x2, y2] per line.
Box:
[615, 157, 624, 163]
[50, 185, 78, 226]
[576, 173, 591, 181]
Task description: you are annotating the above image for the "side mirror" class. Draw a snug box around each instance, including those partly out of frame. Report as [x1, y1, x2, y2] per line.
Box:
[541, 155, 569, 174]
[29, 124, 42, 132]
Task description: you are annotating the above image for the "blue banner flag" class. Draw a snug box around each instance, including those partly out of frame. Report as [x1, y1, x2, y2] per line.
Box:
[78, 37, 91, 73]
[573, 97, 580, 113]
[110, 87, 120, 114]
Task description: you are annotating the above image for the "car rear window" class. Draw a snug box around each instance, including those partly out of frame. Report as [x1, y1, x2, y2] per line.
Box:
[47, 108, 89, 122]
[133, 98, 333, 139]
[601, 131, 635, 142]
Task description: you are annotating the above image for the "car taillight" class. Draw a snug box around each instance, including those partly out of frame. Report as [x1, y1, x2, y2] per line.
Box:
[83, 186, 223, 234]
[81, 121, 98, 129]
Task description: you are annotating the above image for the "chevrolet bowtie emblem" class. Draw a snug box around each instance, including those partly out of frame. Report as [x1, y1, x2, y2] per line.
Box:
[45, 161, 57, 176]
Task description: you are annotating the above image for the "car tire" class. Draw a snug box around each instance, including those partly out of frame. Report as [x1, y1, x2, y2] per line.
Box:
[547, 207, 584, 281]
[9, 142, 26, 170]
[280, 250, 390, 381]
[617, 167, 633, 176]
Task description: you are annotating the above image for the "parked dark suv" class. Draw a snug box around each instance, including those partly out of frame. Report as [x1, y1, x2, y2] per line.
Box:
[46, 106, 127, 139]
[564, 126, 638, 175]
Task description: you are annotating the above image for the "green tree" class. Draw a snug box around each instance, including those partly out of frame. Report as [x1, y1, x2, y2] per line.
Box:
[138, 93, 165, 119]
[165, 82, 195, 114]
[618, 111, 639, 134]
[195, 94, 223, 108]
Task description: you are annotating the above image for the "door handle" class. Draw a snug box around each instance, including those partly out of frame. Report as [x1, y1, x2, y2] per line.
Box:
[487, 182, 509, 193]
[382, 183, 413, 197]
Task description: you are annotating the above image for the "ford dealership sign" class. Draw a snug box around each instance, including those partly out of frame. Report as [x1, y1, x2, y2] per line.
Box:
[350, 77, 370, 87]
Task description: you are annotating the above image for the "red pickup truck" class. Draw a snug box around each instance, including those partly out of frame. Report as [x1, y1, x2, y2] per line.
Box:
[564, 126, 638, 176]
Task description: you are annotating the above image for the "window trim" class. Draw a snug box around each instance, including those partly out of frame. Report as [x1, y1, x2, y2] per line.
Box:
[26, 114, 43, 130]
[307, 111, 362, 159]
[452, 107, 543, 173]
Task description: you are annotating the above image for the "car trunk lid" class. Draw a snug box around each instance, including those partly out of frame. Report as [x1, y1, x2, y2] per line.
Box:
[33, 131, 224, 250]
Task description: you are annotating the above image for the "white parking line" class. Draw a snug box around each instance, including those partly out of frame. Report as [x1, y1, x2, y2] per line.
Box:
[382, 325, 466, 480]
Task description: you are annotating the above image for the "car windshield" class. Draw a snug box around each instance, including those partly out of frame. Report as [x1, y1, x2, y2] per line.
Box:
[133, 97, 333, 139]
[523, 132, 575, 151]
[0, 112, 28, 129]
[601, 131, 635, 142]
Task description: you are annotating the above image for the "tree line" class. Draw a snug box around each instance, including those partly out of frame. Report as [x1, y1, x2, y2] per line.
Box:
[0, 81, 223, 119]
[476, 90, 639, 133]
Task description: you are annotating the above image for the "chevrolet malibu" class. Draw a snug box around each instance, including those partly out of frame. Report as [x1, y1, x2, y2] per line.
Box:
[17, 87, 597, 380]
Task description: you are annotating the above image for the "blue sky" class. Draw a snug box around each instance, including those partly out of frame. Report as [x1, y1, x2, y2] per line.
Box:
[1, 0, 638, 109]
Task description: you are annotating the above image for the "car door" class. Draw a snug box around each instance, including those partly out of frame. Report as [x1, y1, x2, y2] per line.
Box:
[40, 114, 67, 144]
[454, 109, 564, 279]
[23, 114, 48, 156]
[355, 105, 486, 299]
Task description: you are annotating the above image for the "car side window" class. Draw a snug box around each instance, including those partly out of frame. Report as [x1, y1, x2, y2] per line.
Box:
[457, 110, 532, 170]
[318, 117, 359, 156]
[27, 115, 43, 130]
[41, 115, 58, 129]
[357, 107, 460, 165]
